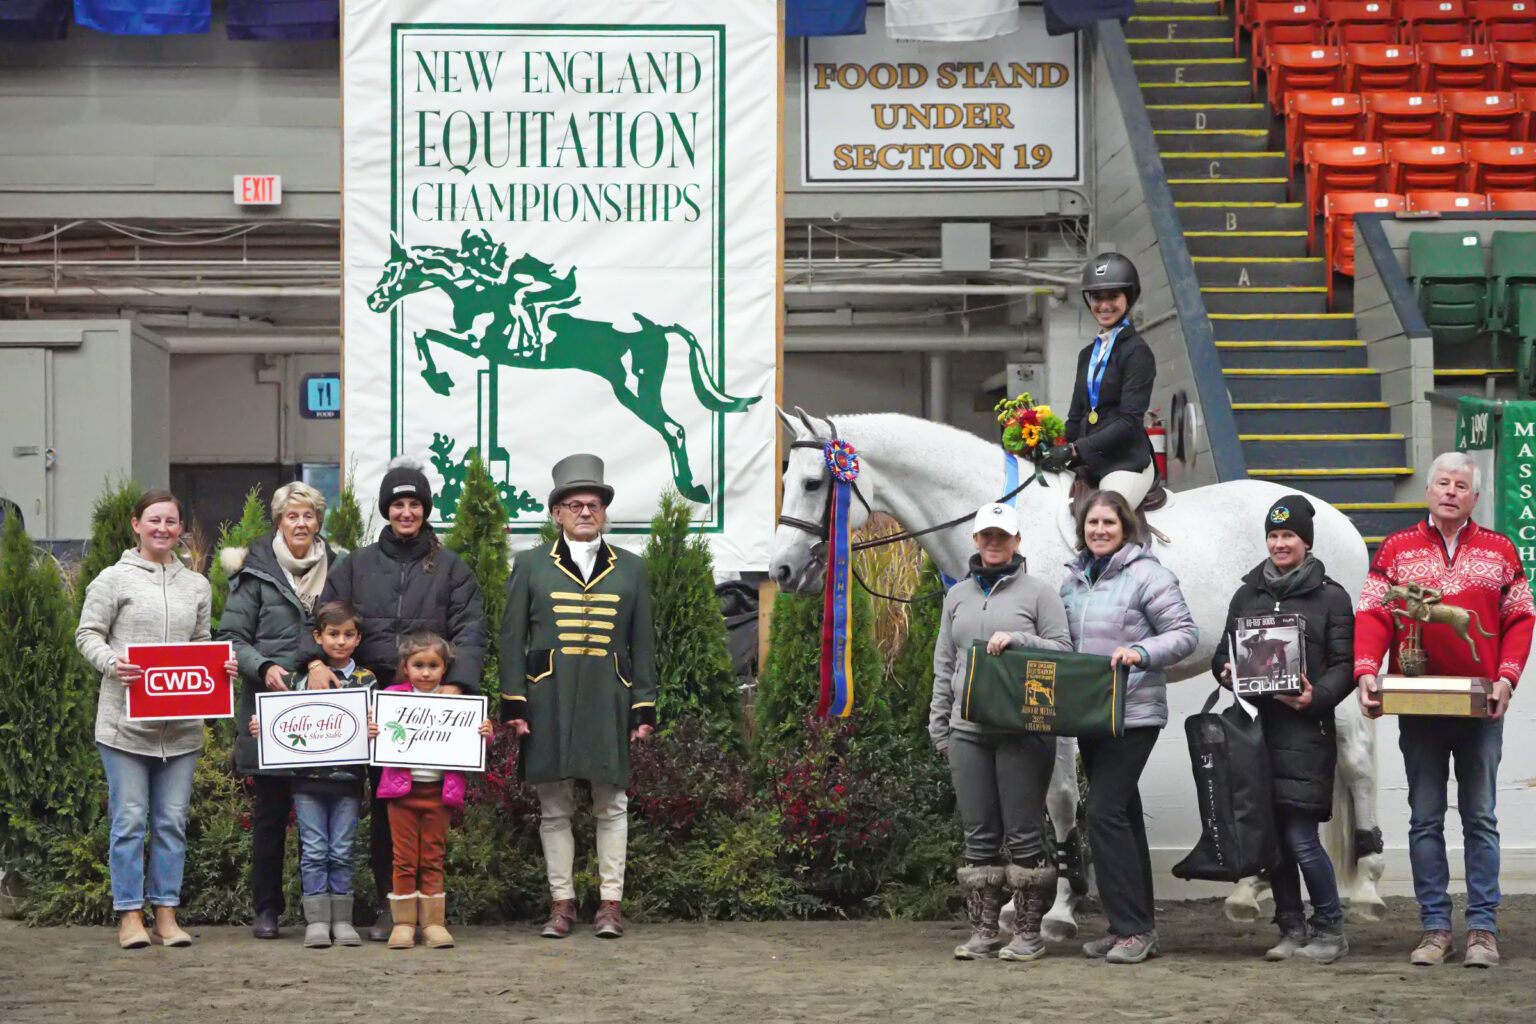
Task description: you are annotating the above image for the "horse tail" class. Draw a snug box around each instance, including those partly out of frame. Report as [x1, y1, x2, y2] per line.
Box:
[1469, 607, 1497, 639]
[660, 322, 761, 412]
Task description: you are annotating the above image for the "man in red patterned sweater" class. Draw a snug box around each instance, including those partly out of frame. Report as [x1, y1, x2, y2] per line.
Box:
[1356, 452, 1534, 970]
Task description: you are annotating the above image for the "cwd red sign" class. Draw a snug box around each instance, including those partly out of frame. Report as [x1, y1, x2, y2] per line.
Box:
[125, 641, 235, 721]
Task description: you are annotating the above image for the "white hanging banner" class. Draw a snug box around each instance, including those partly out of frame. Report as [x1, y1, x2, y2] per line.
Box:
[343, 1, 778, 568]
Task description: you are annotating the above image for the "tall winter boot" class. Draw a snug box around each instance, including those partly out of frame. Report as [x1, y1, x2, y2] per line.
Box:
[302, 895, 333, 949]
[1265, 912, 1308, 961]
[999, 863, 1057, 962]
[419, 894, 455, 949]
[330, 894, 362, 947]
[953, 864, 1007, 960]
[1296, 917, 1348, 964]
[386, 893, 418, 950]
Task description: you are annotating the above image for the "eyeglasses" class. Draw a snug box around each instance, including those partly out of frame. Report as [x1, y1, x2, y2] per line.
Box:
[559, 500, 604, 515]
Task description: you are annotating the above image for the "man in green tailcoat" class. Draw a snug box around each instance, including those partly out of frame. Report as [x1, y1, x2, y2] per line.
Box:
[499, 454, 657, 940]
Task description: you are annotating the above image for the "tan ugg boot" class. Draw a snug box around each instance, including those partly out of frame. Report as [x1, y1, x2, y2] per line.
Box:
[387, 893, 418, 950]
[419, 894, 454, 949]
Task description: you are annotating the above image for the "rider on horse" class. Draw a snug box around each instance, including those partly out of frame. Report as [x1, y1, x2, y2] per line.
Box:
[1040, 253, 1158, 512]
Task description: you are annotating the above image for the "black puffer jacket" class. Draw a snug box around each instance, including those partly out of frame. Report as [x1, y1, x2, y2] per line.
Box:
[1210, 556, 1356, 816]
[299, 525, 485, 691]
[217, 532, 336, 775]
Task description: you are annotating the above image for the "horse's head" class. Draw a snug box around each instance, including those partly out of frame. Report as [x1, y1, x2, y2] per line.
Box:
[769, 406, 877, 594]
[367, 236, 435, 313]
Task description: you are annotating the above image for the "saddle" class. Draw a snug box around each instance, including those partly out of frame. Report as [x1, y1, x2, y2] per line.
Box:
[1068, 471, 1170, 544]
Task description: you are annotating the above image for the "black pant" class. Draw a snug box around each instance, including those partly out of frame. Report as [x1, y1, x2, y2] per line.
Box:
[249, 773, 293, 916]
[368, 765, 393, 903]
[1079, 727, 1160, 937]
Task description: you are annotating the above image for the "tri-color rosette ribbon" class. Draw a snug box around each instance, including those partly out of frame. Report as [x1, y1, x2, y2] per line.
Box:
[818, 439, 859, 718]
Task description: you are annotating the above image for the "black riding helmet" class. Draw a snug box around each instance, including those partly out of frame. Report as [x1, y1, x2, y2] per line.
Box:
[1080, 252, 1141, 312]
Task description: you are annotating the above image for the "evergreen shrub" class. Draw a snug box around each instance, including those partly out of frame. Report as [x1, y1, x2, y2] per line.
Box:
[74, 479, 142, 605]
[444, 452, 510, 693]
[208, 488, 270, 628]
[324, 469, 367, 553]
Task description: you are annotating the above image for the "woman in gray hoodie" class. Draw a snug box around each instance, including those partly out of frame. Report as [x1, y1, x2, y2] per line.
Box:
[930, 503, 1073, 962]
[1059, 489, 1197, 965]
[75, 489, 237, 951]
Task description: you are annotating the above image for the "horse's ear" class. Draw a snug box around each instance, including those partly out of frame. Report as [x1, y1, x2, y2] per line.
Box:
[793, 406, 821, 437]
[775, 405, 804, 438]
[389, 233, 405, 260]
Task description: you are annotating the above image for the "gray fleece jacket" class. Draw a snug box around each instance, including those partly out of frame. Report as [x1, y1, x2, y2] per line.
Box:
[929, 558, 1073, 750]
[76, 548, 214, 758]
[1058, 543, 1199, 730]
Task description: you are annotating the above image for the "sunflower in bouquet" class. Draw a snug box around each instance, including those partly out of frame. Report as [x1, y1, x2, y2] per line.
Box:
[994, 392, 1067, 462]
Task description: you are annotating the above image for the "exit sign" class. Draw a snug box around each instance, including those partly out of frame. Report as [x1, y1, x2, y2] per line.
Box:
[234, 174, 282, 206]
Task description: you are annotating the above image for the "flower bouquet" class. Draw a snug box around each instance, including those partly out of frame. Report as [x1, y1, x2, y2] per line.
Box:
[994, 392, 1067, 463]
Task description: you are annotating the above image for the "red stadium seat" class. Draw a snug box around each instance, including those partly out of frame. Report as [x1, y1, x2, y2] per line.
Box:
[1516, 86, 1536, 135]
[1304, 140, 1390, 248]
[1344, 43, 1421, 90]
[1471, 1, 1536, 43]
[1406, 189, 1493, 209]
[1285, 92, 1367, 164]
[1323, 191, 1407, 305]
[1364, 90, 1445, 137]
[1485, 188, 1536, 206]
[1247, 2, 1326, 57]
[1386, 139, 1469, 189]
[1266, 45, 1346, 112]
[1494, 40, 1536, 87]
[1466, 138, 1536, 187]
[1402, 0, 1475, 43]
[1419, 42, 1498, 89]
[1325, 2, 1400, 43]
[1441, 89, 1523, 137]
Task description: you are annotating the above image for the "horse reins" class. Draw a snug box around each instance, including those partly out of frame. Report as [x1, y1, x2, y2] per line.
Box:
[776, 418, 1045, 604]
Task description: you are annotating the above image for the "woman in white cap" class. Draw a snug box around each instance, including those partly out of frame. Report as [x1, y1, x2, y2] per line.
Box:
[929, 502, 1073, 962]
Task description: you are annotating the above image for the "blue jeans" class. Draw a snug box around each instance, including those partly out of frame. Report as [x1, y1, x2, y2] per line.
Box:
[1269, 807, 1342, 925]
[1398, 716, 1503, 933]
[293, 787, 361, 896]
[96, 743, 199, 912]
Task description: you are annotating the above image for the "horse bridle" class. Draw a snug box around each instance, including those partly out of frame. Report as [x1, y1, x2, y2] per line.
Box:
[776, 417, 1044, 600]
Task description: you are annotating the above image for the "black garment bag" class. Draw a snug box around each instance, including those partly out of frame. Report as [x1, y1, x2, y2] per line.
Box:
[1171, 689, 1280, 882]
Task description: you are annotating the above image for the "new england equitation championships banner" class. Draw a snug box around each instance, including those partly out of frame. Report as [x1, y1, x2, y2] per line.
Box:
[343, 1, 778, 569]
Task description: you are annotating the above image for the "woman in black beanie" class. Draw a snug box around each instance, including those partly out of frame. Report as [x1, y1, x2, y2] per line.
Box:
[1211, 494, 1356, 964]
[298, 456, 486, 939]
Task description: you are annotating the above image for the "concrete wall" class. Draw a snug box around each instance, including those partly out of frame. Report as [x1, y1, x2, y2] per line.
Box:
[0, 19, 338, 219]
[169, 353, 340, 465]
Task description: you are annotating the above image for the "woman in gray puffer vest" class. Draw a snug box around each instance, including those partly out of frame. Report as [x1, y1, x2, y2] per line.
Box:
[1059, 490, 1198, 965]
[76, 489, 237, 951]
[217, 481, 339, 942]
[930, 503, 1072, 962]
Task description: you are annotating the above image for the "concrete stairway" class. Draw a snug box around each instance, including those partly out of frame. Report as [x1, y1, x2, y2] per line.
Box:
[1127, 0, 1426, 545]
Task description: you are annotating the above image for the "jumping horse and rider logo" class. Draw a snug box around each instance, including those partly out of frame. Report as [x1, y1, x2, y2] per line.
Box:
[366, 228, 759, 514]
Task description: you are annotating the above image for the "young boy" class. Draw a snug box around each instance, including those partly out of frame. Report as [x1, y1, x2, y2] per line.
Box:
[248, 600, 376, 948]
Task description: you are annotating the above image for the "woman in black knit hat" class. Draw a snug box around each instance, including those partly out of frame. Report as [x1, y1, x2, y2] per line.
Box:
[297, 456, 486, 940]
[1210, 494, 1357, 964]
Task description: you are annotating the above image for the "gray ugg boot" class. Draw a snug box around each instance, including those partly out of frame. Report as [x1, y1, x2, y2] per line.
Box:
[303, 895, 333, 948]
[1266, 912, 1308, 961]
[999, 863, 1057, 962]
[953, 865, 1007, 960]
[330, 894, 362, 947]
[1296, 918, 1348, 964]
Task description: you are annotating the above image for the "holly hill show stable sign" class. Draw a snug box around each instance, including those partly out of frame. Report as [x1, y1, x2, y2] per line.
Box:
[255, 689, 372, 770]
[801, 4, 1082, 186]
[342, 1, 777, 570]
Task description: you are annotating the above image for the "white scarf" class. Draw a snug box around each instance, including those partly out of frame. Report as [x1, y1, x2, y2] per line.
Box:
[565, 534, 601, 580]
[272, 533, 327, 612]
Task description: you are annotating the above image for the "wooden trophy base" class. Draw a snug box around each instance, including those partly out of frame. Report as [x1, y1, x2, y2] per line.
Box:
[1379, 675, 1492, 718]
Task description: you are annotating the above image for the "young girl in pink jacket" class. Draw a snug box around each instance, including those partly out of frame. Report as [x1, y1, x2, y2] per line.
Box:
[368, 631, 492, 950]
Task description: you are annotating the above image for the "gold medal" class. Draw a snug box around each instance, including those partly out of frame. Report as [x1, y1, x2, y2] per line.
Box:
[1088, 409, 1098, 425]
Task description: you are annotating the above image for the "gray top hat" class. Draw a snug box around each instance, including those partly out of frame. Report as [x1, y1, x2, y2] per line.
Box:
[549, 453, 614, 509]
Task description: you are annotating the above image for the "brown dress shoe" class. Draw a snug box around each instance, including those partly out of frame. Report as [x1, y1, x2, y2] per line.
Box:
[540, 899, 578, 939]
[594, 900, 626, 939]
[1410, 929, 1454, 966]
[1464, 929, 1501, 968]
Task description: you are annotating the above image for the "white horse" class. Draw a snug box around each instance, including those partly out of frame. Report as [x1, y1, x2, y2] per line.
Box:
[768, 409, 1386, 938]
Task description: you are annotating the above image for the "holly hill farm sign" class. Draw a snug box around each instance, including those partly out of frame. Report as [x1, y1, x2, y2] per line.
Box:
[371, 691, 490, 772]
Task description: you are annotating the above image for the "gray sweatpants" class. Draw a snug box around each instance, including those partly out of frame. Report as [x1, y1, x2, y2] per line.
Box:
[947, 729, 1055, 865]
